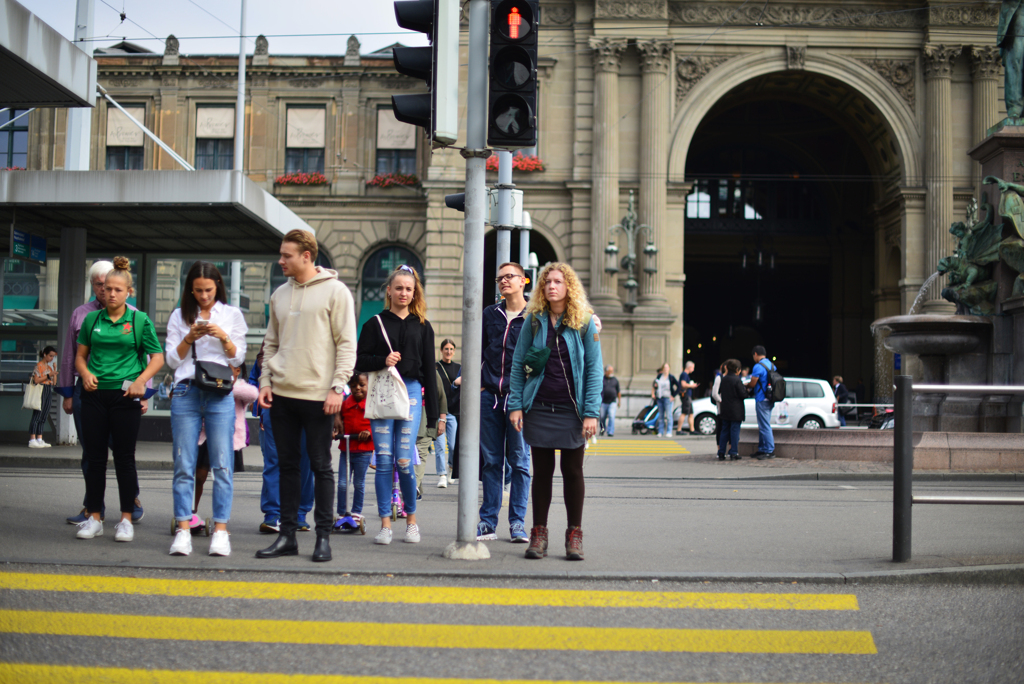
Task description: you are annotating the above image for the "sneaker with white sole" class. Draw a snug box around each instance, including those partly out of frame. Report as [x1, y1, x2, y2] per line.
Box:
[75, 517, 103, 539]
[510, 521, 529, 543]
[39, 440, 52, 448]
[169, 527, 192, 556]
[436, 475, 447, 488]
[404, 523, 421, 543]
[113, 519, 134, 542]
[209, 530, 231, 556]
[28, 439, 44, 449]
[374, 527, 393, 545]
[476, 521, 497, 541]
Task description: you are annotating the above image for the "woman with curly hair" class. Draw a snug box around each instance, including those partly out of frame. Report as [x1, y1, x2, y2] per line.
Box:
[508, 262, 602, 561]
[355, 265, 439, 546]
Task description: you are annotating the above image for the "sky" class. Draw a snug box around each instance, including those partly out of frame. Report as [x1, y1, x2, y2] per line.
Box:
[17, 0, 428, 56]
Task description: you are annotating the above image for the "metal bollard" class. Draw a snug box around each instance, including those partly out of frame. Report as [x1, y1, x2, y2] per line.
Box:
[892, 375, 913, 562]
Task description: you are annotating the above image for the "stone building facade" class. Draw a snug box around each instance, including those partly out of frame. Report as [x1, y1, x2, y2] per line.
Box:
[17, 0, 1005, 399]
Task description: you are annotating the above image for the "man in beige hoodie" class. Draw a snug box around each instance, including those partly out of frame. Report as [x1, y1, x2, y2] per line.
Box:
[256, 229, 356, 563]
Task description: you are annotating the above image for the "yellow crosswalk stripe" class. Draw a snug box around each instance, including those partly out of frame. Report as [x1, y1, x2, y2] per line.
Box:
[0, 572, 859, 611]
[0, 663, 846, 684]
[587, 439, 690, 455]
[0, 608, 877, 654]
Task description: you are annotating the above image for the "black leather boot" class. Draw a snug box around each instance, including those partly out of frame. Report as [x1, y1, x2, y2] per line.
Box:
[255, 532, 298, 558]
[312, 533, 332, 562]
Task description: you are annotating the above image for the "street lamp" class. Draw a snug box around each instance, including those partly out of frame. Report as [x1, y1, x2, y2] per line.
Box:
[605, 190, 657, 311]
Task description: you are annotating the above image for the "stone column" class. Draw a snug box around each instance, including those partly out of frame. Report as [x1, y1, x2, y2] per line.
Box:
[635, 39, 673, 314]
[969, 45, 1001, 193]
[589, 37, 627, 312]
[921, 44, 961, 314]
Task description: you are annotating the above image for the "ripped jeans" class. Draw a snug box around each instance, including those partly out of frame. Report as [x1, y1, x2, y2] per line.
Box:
[369, 379, 422, 519]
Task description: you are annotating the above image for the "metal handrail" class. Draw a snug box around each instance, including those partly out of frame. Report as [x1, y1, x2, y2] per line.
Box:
[892, 376, 1024, 563]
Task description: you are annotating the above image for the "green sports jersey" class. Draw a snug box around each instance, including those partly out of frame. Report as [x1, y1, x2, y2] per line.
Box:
[77, 308, 162, 390]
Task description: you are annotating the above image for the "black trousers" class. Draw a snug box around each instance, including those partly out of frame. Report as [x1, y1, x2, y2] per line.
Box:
[82, 389, 142, 515]
[270, 394, 335, 535]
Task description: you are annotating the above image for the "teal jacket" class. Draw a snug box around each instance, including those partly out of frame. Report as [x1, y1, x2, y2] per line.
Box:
[508, 311, 603, 420]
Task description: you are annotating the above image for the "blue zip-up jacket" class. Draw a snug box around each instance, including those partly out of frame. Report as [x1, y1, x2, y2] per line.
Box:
[508, 311, 603, 420]
[481, 300, 526, 396]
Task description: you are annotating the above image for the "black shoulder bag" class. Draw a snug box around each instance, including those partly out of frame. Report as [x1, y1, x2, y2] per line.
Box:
[192, 332, 233, 396]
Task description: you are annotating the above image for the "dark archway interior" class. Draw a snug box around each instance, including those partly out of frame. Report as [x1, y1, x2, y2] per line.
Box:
[483, 228, 558, 305]
[684, 72, 882, 395]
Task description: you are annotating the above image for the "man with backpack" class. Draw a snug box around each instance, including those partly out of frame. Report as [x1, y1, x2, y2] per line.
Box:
[747, 345, 777, 460]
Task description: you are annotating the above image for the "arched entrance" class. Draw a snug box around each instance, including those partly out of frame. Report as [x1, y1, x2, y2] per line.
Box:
[683, 70, 900, 398]
[357, 245, 423, 334]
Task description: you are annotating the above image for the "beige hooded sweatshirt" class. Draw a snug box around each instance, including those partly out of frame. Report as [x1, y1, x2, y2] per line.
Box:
[260, 267, 357, 401]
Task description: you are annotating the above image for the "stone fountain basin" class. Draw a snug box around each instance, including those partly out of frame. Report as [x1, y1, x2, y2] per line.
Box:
[871, 315, 992, 356]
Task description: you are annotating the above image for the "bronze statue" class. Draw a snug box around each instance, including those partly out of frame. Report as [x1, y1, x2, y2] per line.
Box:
[999, 1, 1024, 120]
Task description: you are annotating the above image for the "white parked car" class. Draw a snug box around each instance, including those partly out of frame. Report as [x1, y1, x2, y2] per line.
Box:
[690, 377, 841, 436]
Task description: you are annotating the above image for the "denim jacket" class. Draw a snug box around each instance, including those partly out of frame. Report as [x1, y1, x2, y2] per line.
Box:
[508, 311, 603, 420]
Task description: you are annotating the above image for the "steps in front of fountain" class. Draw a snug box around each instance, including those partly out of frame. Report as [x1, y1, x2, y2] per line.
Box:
[738, 428, 1024, 471]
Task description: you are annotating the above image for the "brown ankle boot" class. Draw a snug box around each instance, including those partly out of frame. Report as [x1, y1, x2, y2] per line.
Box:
[565, 526, 584, 561]
[525, 525, 548, 559]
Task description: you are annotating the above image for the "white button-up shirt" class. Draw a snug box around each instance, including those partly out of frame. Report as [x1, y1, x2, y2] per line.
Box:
[165, 301, 248, 384]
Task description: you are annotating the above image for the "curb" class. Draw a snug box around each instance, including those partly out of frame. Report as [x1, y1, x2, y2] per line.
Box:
[3, 455, 1021, 482]
[3, 558, 1022, 586]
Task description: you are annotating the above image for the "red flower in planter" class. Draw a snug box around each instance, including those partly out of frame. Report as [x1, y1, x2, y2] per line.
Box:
[484, 154, 544, 172]
[366, 173, 420, 188]
[275, 171, 329, 186]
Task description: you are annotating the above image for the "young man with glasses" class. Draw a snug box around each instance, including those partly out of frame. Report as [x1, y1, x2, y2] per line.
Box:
[477, 263, 531, 543]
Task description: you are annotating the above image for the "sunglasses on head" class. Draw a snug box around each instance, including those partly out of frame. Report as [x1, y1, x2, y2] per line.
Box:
[398, 265, 415, 274]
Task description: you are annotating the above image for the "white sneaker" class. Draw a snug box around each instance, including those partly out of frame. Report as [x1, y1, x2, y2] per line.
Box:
[169, 527, 192, 555]
[374, 527, 393, 545]
[209, 530, 231, 556]
[39, 439, 52, 448]
[76, 517, 103, 539]
[404, 523, 421, 543]
[28, 439, 44, 449]
[113, 519, 134, 542]
[436, 475, 447, 488]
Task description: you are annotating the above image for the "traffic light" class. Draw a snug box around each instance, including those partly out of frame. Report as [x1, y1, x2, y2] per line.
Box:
[391, 0, 459, 146]
[487, 0, 539, 149]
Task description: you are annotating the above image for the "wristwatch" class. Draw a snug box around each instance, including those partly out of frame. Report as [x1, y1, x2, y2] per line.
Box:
[332, 385, 344, 395]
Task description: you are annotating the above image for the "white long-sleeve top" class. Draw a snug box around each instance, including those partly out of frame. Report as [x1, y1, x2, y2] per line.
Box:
[165, 302, 248, 384]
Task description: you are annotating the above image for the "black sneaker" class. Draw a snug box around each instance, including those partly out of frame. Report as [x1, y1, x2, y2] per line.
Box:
[756, 452, 775, 460]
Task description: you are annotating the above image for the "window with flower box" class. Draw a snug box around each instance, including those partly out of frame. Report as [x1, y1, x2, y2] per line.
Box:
[285, 107, 326, 174]
[374, 108, 416, 176]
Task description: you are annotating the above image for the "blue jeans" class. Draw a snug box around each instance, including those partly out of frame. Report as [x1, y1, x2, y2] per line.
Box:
[369, 379, 422, 519]
[479, 390, 530, 530]
[170, 383, 235, 523]
[755, 400, 775, 453]
[432, 414, 458, 473]
[600, 402, 616, 435]
[259, 406, 314, 524]
[656, 397, 673, 436]
[337, 439, 372, 516]
[718, 420, 741, 456]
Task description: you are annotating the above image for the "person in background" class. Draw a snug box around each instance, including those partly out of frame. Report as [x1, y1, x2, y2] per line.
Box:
[599, 365, 620, 437]
[710, 362, 726, 441]
[61, 260, 146, 526]
[28, 346, 57, 448]
[677, 360, 699, 435]
[355, 265, 439, 546]
[746, 345, 776, 460]
[256, 230, 357, 563]
[717, 359, 746, 461]
[73, 257, 164, 542]
[833, 375, 851, 427]
[414, 369, 447, 500]
[434, 339, 461, 488]
[651, 362, 679, 438]
[333, 373, 373, 532]
[509, 262, 602, 561]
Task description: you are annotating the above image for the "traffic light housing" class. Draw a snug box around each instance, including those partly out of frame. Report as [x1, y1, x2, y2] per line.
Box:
[392, 0, 459, 146]
[487, 0, 539, 149]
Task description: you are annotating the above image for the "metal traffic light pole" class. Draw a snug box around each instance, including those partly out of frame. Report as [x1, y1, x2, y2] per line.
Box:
[444, 0, 492, 560]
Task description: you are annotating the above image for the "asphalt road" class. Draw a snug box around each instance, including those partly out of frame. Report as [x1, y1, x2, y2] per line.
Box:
[1, 564, 1022, 683]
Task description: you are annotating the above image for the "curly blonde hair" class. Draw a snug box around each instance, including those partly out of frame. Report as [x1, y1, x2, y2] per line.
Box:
[384, 265, 427, 324]
[525, 262, 593, 330]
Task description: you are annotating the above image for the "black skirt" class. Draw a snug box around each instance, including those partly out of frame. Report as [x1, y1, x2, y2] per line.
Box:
[523, 401, 584, 450]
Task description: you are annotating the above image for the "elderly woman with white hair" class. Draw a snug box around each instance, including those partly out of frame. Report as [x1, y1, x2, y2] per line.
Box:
[60, 259, 149, 526]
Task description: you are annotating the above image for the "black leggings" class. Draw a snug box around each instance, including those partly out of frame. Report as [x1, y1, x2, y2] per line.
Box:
[28, 385, 53, 434]
[82, 390, 142, 515]
[531, 445, 586, 528]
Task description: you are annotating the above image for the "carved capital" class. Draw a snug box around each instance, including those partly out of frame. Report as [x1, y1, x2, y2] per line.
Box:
[675, 54, 732, 104]
[969, 45, 1002, 80]
[922, 44, 961, 79]
[786, 45, 806, 71]
[637, 39, 673, 73]
[590, 37, 628, 73]
[857, 58, 915, 109]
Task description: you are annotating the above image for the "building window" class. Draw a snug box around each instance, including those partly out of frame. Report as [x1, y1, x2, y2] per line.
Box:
[285, 107, 326, 173]
[195, 107, 235, 170]
[0, 109, 29, 169]
[375, 108, 417, 176]
[106, 147, 145, 170]
[686, 180, 711, 219]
